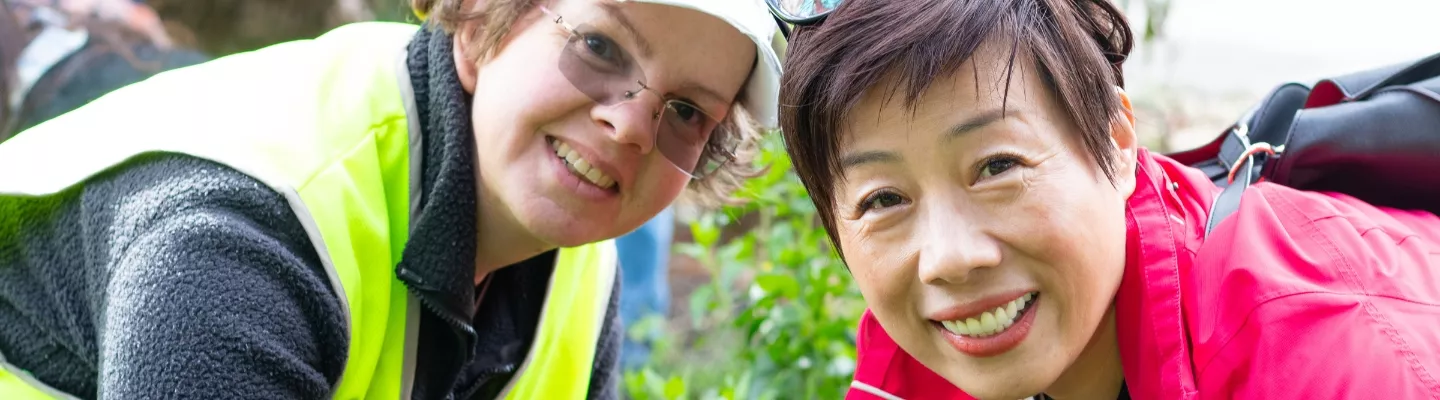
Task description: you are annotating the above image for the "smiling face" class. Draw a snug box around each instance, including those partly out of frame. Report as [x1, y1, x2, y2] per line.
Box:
[831, 42, 1138, 398]
[457, 0, 755, 248]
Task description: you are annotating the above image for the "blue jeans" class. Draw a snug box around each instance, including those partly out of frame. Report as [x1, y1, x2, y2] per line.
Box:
[615, 207, 674, 369]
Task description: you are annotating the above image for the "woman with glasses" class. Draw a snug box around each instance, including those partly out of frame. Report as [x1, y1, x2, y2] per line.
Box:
[771, 0, 1440, 399]
[0, 0, 780, 398]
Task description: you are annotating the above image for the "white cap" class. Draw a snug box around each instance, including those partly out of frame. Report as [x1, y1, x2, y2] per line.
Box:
[627, 0, 783, 128]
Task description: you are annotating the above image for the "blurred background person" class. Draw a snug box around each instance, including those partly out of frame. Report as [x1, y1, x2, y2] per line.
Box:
[1, 0, 204, 140]
[0, 0, 384, 142]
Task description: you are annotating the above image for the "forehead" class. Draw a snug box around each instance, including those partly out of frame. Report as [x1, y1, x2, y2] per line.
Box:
[842, 42, 1042, 146]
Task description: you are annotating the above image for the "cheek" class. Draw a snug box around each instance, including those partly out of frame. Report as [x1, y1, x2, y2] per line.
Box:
[634, 169, 688, 209]
[838, 222, 915, 314]
[469, 53, 587, 141]
[1012, 169, 1126, 326]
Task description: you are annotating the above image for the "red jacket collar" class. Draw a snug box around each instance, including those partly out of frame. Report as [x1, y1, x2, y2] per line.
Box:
[1114, 149, 1219, 399]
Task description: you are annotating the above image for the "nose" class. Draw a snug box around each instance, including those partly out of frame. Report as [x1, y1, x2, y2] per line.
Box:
[915, 207, 1003, 285]
[591, 93, 660, 155]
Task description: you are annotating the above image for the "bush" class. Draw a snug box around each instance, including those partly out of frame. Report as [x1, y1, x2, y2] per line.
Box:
[623, 132, 866, 399]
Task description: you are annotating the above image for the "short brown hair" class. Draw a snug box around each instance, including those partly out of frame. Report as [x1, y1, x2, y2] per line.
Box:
[779, 0, 1133, 248]
[412, 0, 764, 208]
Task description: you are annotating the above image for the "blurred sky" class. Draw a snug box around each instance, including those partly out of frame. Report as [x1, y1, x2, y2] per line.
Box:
[1124, 0, 1440, 96]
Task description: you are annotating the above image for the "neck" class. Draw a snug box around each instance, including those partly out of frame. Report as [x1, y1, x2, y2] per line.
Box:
[1044, 305, 1125, 400]
[473, 185, 551, 284]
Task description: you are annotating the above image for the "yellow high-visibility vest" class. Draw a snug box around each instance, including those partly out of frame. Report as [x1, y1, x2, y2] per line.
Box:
[0, 22, 615, 399]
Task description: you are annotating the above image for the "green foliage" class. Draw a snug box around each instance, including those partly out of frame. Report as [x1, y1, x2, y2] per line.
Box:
[624, 133, 866, 399]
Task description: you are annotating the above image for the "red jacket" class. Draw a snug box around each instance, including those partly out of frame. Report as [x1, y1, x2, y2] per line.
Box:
[847, 149, 1440, 399]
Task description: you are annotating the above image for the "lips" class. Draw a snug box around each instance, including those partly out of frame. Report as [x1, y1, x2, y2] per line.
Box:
[931, 292, 1041, 357]
[939, 292, 1035, 337]
[549, 138, 616, 190]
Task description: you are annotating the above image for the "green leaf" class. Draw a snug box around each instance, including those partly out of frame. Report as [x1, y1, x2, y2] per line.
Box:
[754, 273, 800, 299]
[691, 218, 721, 247]
[643, 368, 668, 398]
[624, 370, 648, 400]
[664, 375, 686, 399]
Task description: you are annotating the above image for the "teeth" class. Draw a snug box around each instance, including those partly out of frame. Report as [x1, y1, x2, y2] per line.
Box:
[551, 139, 616, 189]
[940, 292, 1037, 338]
[979, 312, 997, 335]
[944, 320, 968, 335]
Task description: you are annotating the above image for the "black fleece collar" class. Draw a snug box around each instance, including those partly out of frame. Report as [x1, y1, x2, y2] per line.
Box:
[395, 26, 559, 398]
[393, 25, 481, 320]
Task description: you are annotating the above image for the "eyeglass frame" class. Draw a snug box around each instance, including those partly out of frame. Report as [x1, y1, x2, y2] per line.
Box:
[538, 5, 739, 179]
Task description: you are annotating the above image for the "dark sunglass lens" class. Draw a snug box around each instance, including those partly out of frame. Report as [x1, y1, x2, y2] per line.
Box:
[656, 105, 738, 177]
[655, 106, 711, 174]
[557, 26, 645, 105]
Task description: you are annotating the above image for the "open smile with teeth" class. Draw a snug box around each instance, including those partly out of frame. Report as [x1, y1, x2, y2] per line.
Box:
[940, 292, 1036, 338]
[550, 138, 617, 190]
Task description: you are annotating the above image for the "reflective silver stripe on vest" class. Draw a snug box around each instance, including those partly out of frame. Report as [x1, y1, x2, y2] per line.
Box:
[398, 48, 425, 232]
[395, 46, 424, 400]
[276, 186, 354, 397]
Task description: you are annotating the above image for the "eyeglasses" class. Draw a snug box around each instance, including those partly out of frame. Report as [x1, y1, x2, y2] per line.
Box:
[765, 0, 845, 30]
[539, 5, 737, 179]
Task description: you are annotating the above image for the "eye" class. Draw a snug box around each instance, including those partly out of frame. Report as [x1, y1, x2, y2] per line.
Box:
[977, 154, 1021, 181]
[668, 101, 705, 125]
[578, 32, 625, 66]
[662, 101, 715, 144]
[857, 189, 908, 214]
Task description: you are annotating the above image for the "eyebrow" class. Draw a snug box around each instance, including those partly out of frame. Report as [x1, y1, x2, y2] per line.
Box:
[684, 84, 732, 116]
[839, 108, 1009, 171]
[599, 2, 653, 59]
[945, 108, 1007, 143]
[841, 150, 900, 170]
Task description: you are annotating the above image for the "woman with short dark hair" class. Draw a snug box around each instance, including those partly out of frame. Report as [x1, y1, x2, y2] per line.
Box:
[772, 0, 1440, 398]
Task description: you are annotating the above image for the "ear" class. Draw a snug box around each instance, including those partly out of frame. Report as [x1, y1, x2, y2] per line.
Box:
[1110, 87, 1140, 199]
[454, 24, 479, 94]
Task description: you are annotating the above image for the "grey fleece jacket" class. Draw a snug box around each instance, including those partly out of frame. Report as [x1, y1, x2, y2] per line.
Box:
[0, 26, 621, 399]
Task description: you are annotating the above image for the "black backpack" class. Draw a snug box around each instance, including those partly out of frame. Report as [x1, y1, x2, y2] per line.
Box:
[1167, 53, 1440, 236]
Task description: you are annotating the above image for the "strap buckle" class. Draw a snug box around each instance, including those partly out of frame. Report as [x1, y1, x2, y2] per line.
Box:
[1225, 141, 1283, 184]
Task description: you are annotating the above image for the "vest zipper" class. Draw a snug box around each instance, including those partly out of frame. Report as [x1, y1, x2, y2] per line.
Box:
[456, 363, 517, 400]
[397, 267, 476, 337]
[398, 267, 482, 400]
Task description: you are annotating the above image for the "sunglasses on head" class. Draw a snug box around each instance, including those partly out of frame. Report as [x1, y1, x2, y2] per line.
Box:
[765, 0, 845, 36]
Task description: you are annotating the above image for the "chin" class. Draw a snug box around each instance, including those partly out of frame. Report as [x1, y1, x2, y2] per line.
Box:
[512, 204, 626, 247]
[960, 386, 1037, 400]
[944, 369, 1042, 400]
[935, 347, 1053, 400]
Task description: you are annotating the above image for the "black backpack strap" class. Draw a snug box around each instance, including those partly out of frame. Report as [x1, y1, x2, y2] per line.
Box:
[1204, 123, 1280, 237]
